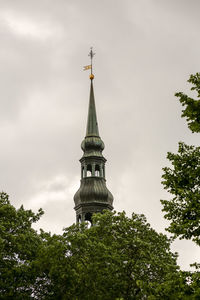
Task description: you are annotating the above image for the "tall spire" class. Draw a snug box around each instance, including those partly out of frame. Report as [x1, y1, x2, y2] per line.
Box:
[73, 48, 114, 224]
[86, 80, 99, 137]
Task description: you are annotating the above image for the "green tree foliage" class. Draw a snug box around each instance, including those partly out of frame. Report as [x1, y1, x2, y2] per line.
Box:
[1, 192, 186, 299]
[161, 73, 200, 244]
[161, 142, 200, 245]
[1, 192, 198, 299]
[187, 263, 200, 296]
[0, 192, 44, 298]
[37, 211, 184, 299]
[161, 73, 200, 298]
[175, 72, 200, 133]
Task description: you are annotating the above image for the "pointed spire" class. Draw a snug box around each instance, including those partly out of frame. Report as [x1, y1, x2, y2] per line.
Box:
[83, 47, 99, 137]
[74, 49, 113, 223]
[86, 79, 99, 137]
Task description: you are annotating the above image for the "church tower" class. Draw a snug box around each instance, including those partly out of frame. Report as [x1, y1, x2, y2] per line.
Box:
[74, 49, 114, 224]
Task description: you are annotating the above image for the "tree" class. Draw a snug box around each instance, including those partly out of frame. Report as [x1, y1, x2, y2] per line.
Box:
[37, 211, 185, 299]
[161, 73, 200, 245]
[0, 193, 196, 299]
[0, 192, 44, 298]
[175, 72, 200, 133]
[161, 142, 200, 246]
[161, 73, 200, 298]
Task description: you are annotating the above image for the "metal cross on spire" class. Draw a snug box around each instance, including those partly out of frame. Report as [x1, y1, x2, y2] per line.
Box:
[83, 47, 95, 80]
[88, 47, 95, 74]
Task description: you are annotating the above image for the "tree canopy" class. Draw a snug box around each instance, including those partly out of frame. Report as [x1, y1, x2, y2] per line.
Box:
[175, 72, 200, 133]
[45, 211, 180, 299]
[1, 192, 191, 299]
[161, 73, 200, 299]
[161, 73, 200, 245]
[0, 192, 44, 298]
[161, 142, 200, 245]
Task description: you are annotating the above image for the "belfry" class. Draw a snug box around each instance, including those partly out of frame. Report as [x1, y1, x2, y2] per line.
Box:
[74, 48, 114, 223]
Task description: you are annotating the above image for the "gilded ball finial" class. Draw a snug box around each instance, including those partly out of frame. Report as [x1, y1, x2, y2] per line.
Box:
[90, 74, 94, 80]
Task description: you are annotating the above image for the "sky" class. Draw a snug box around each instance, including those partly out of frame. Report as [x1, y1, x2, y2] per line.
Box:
[1, 0, 200, 270]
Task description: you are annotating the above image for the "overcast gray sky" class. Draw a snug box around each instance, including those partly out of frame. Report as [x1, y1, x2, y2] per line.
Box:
[1, 0, 200, 270]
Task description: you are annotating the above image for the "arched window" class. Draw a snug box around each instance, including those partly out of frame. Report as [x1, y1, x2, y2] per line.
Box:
[82, 166, 84, 178]
[85, 212, 92, 228]
[86, 164, 92, 177]
[102, 166, 105, 178]
[95, 164, 100, 177]
[85, 212, 92, 225]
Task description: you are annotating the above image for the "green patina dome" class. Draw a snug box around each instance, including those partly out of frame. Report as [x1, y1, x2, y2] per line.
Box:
[74, 177, 113, 208]
[81, 136, 105, 152]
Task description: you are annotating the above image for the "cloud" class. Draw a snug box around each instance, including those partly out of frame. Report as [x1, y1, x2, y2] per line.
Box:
[1, 0, 200, 270]
[28, 175, 79, 208]
[1, 10, 63, 40]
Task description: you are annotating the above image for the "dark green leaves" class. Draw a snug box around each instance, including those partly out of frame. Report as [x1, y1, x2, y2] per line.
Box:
[175, 73, 200, 133]
[0, 192, 44, 298]
[160, 73, 200, 297]
[42, 211, 180, 299]
[0, 193, 197, 298]
[161, 142, 200, 245]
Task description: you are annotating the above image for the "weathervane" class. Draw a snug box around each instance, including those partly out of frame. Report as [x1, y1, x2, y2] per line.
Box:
[83, 47, 95, 80]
